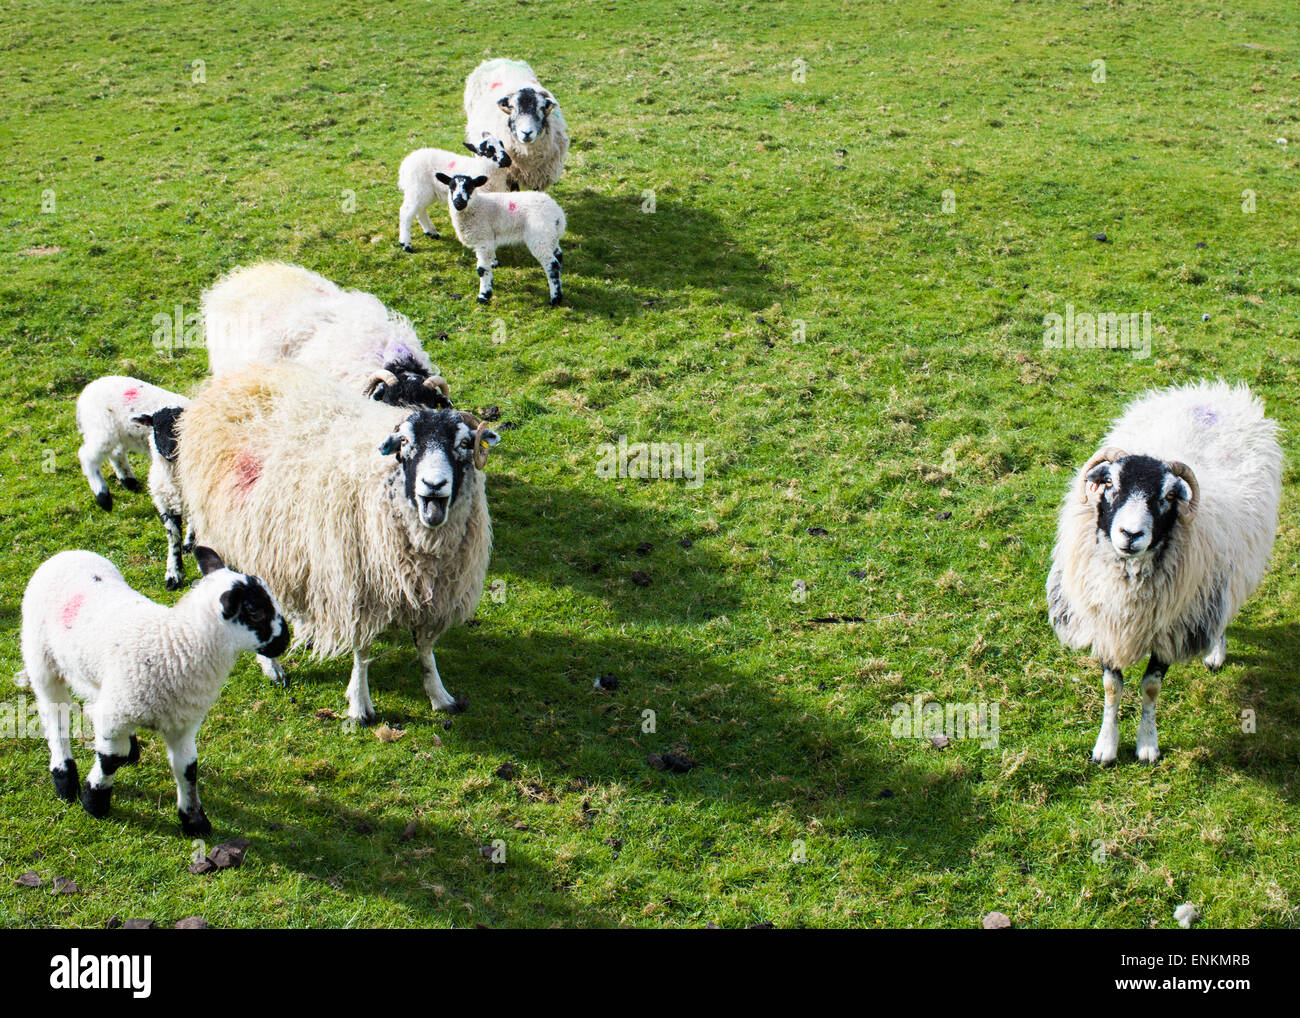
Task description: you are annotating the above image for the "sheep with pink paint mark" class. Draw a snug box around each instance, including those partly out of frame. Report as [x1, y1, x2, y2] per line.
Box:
[398, 137, 513, 251]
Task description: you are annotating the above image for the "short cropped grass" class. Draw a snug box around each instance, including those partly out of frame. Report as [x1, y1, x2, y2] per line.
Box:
[0, 0, 1297, 928]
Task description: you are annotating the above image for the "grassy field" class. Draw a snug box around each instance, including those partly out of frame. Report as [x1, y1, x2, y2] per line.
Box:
[0, 0, 1297, 929]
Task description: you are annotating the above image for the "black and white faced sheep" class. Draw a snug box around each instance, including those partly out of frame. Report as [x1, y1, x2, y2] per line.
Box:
[202, 262, 453, 411]
[398, 138, 513, 251]
[17, 547, 289, 835]
[435, 172, 565, 306]
[1046, 381, 1283, 765]
[463, 58, 569, 192]
[176, 363, 500, 725]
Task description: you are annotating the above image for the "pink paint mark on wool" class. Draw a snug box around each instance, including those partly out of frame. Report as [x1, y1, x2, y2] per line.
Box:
[122, 387, 140, 405]
[490, 81, 503, 90]
[232, 449, 262, 500]
[508, 201, 518, 213]
[449, 159, 456, 169]
[59, 594, 85, 630]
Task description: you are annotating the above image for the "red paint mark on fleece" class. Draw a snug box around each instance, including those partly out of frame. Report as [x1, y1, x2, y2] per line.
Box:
[490, 81, 503, 90]
[508, 201, 518, 213]
[232, 449, 262, 500]
[448, 159, 456, 169]
[59, 594, 85, 630]
[122, 387, 140, 405]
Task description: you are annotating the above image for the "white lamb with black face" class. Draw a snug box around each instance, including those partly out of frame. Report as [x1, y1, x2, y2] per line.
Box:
[16, 547, 289, 835]
[176, 363, 500, 724]
[75, 376, 195, 588]
[435, 171, 566, 307]
[463, 58, 569, 192]
[1047, 380, 1283, 765]
[398, 138, 512, 251]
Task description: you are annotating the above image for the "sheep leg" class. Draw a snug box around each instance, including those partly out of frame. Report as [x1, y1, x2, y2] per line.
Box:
[78, 440, 113, 511]
[415, 207, 439, 240]
[158, 508, 186, 590]
[414, 627, 464, 714]
[345, 644, 378, 726]
[1136, 657, 1165, 764]
[28, 667, 80, 802]
[182, 519, 196, 554]
[108, 447, 141, 492]
[1203, 633, 1227, 671]
[1091, 667, 1123, 766]
[532, 241, 562, 307]
[399, 199, 420, 251]
[164, 724, 210, 836]
[80, 727, 135, 819]
[258, 654, 288, 687]
[475, 247, 495, 304]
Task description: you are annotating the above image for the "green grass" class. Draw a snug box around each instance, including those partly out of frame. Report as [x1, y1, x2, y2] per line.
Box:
[1, 0, 1298, 928]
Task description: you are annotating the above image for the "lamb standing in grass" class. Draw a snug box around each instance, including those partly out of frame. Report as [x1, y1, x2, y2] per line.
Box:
[398, 138, 512, 251]
[76, 376, 188, 511]
[435, 172, 565, 306]
[463, 58, 569, 192]
[16, 547, 289, 835]
[1047, 380, 1283, 765]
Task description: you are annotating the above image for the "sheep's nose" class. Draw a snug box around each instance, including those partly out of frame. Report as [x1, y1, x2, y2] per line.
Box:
[422, 479, 450, 496]
[1119, 527, 1144, 541]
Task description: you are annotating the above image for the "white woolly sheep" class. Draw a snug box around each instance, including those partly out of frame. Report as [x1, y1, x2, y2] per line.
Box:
[176, 363, 500, 723]
[76, 376, 195, 588]
[1046, 380, 1283, 765]
[398, 137, 513, 251]
[435, 172, 565, 306]
[202, 262, 452, 409]
[464, 58, 569, 192]
[16, 547, 289, 834]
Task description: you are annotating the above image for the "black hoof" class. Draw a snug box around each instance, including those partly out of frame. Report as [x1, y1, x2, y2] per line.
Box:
[80, 782, 113, 818]
[165, 576, 181, 591]
[550, 294, 563, 307]
[51, 760, 79, 802]
[424, 230, 439, 239]
[179, 807, 211, 837]
[356, 711, 379, 728]
[442, 696, 468, 715]
[126, 735, 141, 766]
[182, 540, 195, 553]
[94, 490, 113, 511]
[120, 477, 142, 493]
[401, 243, 414, 253]
[477, 293, 492, 305]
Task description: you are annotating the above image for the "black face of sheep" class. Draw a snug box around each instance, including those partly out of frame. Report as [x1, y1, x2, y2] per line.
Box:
[464, 139, 511, 168]
[435, 173, 490, 211]
[1086, 453, 1196, 558]
[132, 406, 185, 462]
[496, 88, 554, 144]
[378, 410, 500, 528]
[365, 366, 452, 410]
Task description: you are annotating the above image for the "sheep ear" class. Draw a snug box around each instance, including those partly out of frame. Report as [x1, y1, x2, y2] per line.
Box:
[378, 431, 403, 456]
[435, 172, 452, 185]
[497, 95, 512, 112]
[470, 175, 489, 189]
[219, 586, 241, 620]
[132, 414, 154, 427]
[195, 546, 225, 575]
[1085, 463, 1112, 487]
[464, 141, 480, 155]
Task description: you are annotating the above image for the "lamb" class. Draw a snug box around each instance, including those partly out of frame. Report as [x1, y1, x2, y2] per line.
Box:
[464, 58, 569, 192]
[398, 137, 512, 251]
[1046, 380, 1283, 765]
[435, 172, 565, 306]
[175, 362, 500, 723]
[16, 547, 289, 834]
[201, 262, 452, 409]
[76, 376, 195, 588]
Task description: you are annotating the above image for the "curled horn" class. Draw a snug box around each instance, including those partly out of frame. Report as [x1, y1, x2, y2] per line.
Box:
[1167, 461, 1200, 519]
[422, 374, 451, 398]
[1079, 446, 1128, 504]
[364, 369, 399, 397]
[458, 411, 492, 469]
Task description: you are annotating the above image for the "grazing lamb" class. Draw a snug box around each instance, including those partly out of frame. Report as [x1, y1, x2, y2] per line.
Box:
[176, 363, 500, 723]
[398, 137, 512, 251]
[435, 172, 565, 306]
[16, 547, 289, 834]
[76, 376, 188, 511]
[464, 58, 569, 191]
[202, 262, 452, 409]
[1046, 380, 1283, 765]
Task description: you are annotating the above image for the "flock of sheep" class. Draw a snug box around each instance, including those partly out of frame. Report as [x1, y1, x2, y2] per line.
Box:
[12, 56, 1290, 841]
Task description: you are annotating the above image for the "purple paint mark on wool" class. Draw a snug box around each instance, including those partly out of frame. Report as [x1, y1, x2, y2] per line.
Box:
[1192, 404, 1219, 427]
[385, 341, 413, 362]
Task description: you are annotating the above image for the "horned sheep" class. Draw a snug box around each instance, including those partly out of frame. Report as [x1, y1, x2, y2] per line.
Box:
[1046, 380, 1283, 765]
[175, 362, 499, 723]
[464, 58, 569, 192]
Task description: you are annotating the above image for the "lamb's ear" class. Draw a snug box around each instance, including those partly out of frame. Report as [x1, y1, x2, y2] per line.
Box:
[464, 141, 480, 155]
[195, 546, 225, 575]
[435, 172, 452, 186]
[132, 414, 154, 428]
[469, 175, 489, 189]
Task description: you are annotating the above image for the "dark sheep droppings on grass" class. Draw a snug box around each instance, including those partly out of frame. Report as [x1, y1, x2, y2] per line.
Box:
[400, 820, 418, 841]
[934, 511, 952, 520]
[878, 788, 894, 799]
[850, 569, 869, 579]
[1093, 233, 1107, 242]
[123, 919, 155, 930]
[1196, 241, 1207, 248]
[15, 871, 42, 888]
[495, 761, 517, 780]
[52, 876, 77, 895]
[175, 916, 208, 929]
[747, 921, 776, 929]
[678, 538, 693, 548]
[480, 405, 501, 421]
[807, 526, 829, 536]
[355, 821, 374, 835]
[105, 916, 122, 929]
[649, 752, 696, 773]
[635, 541, 654, 555]
[630, 570, 652, 586]
[595, 674, 619, 691]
